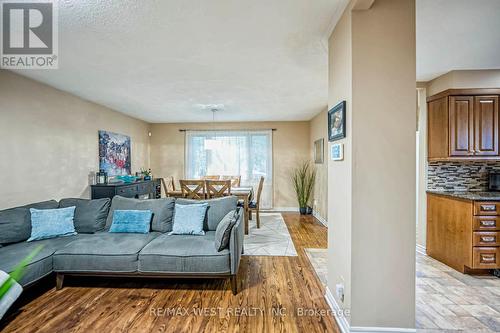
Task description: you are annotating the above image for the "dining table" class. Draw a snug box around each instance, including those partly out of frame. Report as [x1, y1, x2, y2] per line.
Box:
[166, 186, 254, 235]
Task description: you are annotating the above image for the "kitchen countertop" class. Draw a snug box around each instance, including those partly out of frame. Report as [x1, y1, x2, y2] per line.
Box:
[427, 190, 500, 201]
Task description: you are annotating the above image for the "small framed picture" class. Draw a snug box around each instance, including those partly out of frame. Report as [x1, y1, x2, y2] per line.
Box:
[331, 143, 344, 161]
[314, 139, 324, 164]
[328, 101, 346, 142]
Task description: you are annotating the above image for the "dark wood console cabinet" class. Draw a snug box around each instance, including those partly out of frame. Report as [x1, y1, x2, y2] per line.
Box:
[91, 179, 161, 200]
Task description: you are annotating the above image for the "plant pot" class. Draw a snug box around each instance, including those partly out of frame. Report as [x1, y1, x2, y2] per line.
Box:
[299, 207, 307, 215]
[306, 206, 313, 215]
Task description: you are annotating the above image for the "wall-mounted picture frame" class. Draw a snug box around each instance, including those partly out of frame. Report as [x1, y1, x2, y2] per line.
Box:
[314, 138, 324, 164]
[328, 101, 346, 142]
[331, 143, 344, 161]
[99, 130, 131, 176]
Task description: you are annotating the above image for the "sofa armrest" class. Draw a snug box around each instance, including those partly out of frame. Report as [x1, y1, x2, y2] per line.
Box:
[229, 207, 244, 275]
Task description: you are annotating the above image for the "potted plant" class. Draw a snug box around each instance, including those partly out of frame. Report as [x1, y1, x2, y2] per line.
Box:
[291, 161, 316, 215]
[141, 168, 152, 181]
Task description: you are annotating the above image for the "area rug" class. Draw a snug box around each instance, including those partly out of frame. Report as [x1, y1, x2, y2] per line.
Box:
[304, 248, 327, 287]
[243, 213, 298, 256]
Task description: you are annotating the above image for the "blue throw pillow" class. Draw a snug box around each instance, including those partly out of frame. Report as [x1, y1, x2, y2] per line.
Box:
[169, 203, 208, 236]
[28, 206, 77, 242]
[109, 210, 152, 233]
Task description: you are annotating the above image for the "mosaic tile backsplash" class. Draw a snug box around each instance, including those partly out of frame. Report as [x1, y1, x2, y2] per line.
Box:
[427, 161, 500, 191]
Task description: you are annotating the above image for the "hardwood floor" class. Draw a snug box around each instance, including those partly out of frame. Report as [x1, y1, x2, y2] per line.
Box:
[0, 213, 338, 333]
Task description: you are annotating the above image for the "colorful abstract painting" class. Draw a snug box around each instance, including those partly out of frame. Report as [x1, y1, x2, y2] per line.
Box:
[98, 130, 131, 176]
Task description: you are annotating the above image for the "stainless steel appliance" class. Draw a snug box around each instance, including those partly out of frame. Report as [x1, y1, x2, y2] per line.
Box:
[488, 172, 500, 191]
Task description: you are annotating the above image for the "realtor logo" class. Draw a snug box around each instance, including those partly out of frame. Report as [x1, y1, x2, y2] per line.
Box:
[1, 1, 58, 69]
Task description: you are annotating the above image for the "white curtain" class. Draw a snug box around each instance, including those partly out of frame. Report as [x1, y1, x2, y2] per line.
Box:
[185, 130, 273, 208]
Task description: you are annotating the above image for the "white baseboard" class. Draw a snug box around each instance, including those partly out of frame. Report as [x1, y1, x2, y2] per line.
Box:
[416, 244, 427, 255]
[324, 287, 416, 333]
[313, 210, 328, 226]
[350, 327, 416, 333]
[325, 286, 350, 333]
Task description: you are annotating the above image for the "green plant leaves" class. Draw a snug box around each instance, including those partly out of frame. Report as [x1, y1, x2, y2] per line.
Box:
[291, 161, 316, 208]
[0, 245, 44, 300]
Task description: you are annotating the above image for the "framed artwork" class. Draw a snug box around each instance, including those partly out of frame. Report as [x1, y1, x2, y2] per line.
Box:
[328, 101, 346, 142]
[98, 130, 131, 176]
[331, 143, 344, 161]
[314, 139, 324, 164]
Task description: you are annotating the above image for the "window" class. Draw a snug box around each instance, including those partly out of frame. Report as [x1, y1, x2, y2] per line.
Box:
[185, 130, 273, 208]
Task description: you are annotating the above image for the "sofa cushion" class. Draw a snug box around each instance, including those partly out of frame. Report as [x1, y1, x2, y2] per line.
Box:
[109, 210, 152, 234]
[105, 196, 175, 232]
[59, 198, 110, 233]
[0, 234, 91, 286]
[53, 232, 160, 273]
[214, 210, 238, 252]
[176, 196, 238, 231]
[0, 200, 59, 245]
[27, 207, 77, 242]
[138, 232, 230, 274]
[169, 203, 207, 236]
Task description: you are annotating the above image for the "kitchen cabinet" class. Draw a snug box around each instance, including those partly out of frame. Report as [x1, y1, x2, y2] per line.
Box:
[427, 193, 500, 273]
[427, 89, 500, 161]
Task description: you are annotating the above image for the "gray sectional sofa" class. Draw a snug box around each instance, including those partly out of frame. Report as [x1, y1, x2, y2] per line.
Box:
[0, 195, 244, 294]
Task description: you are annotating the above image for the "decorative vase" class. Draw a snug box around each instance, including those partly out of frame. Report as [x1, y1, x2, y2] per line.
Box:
[299, 207, 307, 215]
[306, 206, 313, 215]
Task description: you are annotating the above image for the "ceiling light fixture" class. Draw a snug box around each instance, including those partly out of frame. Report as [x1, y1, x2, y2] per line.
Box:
[204, 107, 222, 151]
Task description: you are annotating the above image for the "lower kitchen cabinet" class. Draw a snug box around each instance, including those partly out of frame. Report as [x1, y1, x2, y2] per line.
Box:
[427, 193, 500, 273]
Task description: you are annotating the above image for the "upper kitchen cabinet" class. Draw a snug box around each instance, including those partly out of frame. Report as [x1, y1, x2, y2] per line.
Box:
[427, 89, 500, 161]
[474, 96, 499, 156]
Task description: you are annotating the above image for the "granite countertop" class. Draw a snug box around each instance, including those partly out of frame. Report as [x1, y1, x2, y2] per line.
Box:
[427, 190, 500, 201]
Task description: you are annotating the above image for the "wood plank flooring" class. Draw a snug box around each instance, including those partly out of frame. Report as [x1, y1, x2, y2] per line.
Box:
[0, 213, 338, 333]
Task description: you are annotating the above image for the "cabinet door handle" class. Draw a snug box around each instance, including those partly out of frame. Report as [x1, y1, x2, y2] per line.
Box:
[481, 205, 497, 212]
[480, 236, 496, 242]
[481, 254, 496, 262]
[481, 220, 496, 227]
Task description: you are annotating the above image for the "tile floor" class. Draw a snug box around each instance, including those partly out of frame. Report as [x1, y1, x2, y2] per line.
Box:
[243, 213, 298, 256]
[304, 248, 500, 332]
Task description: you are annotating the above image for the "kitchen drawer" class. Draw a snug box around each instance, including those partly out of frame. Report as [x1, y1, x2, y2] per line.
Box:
[473, 216, 500, 231]
[473, 247, 500, 269]
[474, 202, 500, 216]
[473, 232, 500, 246]
[116, 185, 138, 198]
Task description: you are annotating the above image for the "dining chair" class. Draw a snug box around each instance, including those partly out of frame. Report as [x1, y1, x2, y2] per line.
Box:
[221, 175, 241, 187]
[206, 180, 231, 198]
[160, 176, 176, 197]
[202, 175, 220, 180]
[180, 180, 206, 199]
[249, 176, 265, 228]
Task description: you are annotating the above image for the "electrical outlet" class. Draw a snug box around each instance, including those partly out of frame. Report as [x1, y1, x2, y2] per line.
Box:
[336, 283, 345, 303]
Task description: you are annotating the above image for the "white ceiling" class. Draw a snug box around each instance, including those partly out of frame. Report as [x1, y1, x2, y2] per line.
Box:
[13, 0, 347, 123]
[416, 0, 500, 82]
[13, 0, 500, 122]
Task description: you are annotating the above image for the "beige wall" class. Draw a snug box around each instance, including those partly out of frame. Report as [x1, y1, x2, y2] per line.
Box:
[309, 108, 328, 223]
[327, 0, 354, 317]
[150, 122, 310, 209]
[427, 69, 500, 96]
[350, 0, 416, 328]
[0, 71, 150, 210]
[417, 88, 428, 252]
[327, 0, 416, 329]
